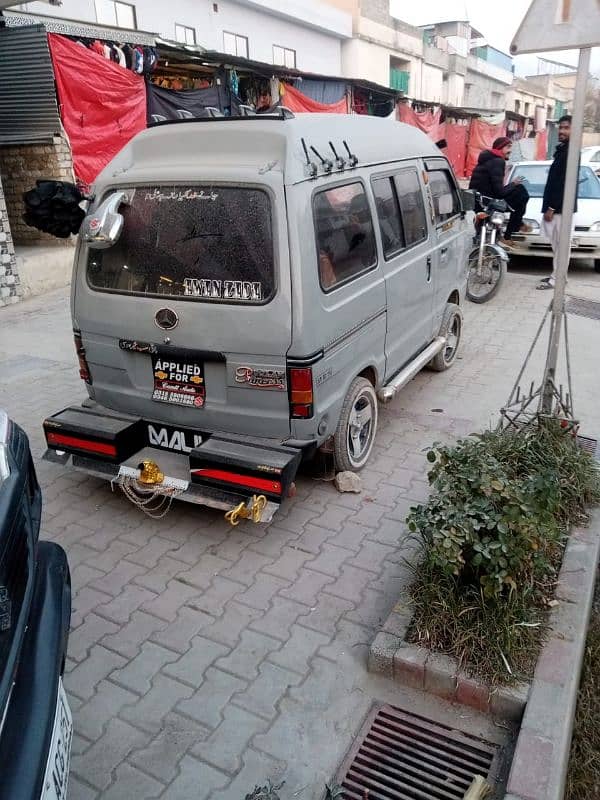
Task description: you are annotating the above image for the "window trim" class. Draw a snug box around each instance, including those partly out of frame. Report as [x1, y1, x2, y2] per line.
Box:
[389, 166, 429, 250]
[370, 173, 406, 262]
[223, 31, 249, 59]
[273, 44, 296, 68]
[424, 159, 462, 228]
[312, 178, 379, 295]
[175, 23, 196, 45]
[95, 0, 137, 29]
[85, 182, 279, 307]
[427, 166, 463, 230]
[115, 1, 136, 29]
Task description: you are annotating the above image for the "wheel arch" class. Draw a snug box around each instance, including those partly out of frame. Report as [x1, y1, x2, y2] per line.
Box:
[358, 364, 379, 389]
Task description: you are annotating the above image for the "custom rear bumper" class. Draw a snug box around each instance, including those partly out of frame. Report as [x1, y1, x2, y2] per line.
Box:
[42, 405, 306, 522]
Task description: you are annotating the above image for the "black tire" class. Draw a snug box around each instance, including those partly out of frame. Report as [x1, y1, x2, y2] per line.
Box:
[430, 303, 463, 372]
[333, 377, 378, 472]
[466, 245, 506, 303]
[594, 259, 600, 274]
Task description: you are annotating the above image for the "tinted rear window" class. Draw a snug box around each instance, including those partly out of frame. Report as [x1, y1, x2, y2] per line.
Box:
[87, 185, 274, 303]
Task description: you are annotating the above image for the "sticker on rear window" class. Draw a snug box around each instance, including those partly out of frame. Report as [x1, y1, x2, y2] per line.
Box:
[145, 189, 219, 203]
[183, 279, 263, 302]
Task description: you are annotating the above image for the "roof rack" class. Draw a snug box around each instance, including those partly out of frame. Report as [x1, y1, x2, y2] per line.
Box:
[148, 107, 295, 128]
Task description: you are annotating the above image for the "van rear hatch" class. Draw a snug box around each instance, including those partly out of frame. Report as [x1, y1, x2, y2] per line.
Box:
[74, 180, 292, 440]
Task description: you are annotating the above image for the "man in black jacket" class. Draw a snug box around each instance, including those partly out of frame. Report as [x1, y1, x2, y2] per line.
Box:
[469, 136, 531, 246]
[538, 115, 574, 290]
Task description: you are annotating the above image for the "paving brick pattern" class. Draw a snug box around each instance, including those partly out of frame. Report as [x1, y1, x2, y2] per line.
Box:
[0, 265, 599, 798]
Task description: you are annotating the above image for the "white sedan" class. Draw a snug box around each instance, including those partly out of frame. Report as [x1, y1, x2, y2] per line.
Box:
[506, 161, 600, 272]
[581, 146, 600, 176]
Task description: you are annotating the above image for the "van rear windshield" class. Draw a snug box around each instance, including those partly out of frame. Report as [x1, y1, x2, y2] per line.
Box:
[86, 185, 274, 303]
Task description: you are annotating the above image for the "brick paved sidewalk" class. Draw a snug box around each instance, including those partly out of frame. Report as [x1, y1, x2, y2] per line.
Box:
[0, 264, 598, 799]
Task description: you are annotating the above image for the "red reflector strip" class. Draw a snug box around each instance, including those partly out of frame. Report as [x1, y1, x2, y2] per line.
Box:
[192, 468, 282, 495]
[47, 432, 117, 457]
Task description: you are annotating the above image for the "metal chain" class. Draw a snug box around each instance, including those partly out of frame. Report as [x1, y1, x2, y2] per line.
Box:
[114, 475, 185, 519]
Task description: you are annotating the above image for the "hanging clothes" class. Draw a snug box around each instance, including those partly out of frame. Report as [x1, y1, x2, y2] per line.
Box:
[230, 69, 239, 97]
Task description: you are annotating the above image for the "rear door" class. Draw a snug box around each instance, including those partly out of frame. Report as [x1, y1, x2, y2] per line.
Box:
[74, 177, 292, 440]
[371, 164, 436, 379]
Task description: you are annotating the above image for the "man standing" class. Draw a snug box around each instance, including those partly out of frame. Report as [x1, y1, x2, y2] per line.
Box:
[538, 115, 575, 289]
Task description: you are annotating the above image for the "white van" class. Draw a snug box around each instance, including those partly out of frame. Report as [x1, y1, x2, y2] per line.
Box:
[43, 112, 471, 523]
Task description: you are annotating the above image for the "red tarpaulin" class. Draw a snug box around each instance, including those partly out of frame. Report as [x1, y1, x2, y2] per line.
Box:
[48, 33, 147, 184]
[282, 83, 348, 114]
[536, 129, 549, 161]
[397, 103, 445, 142]
[465, 118, 507, 178]
[444, 123, 469, 178]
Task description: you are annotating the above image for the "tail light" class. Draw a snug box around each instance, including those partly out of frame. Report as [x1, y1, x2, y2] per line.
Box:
[288, 367, 313, 419]
[46, 432, 117, 457]
[74, 330, 92, 384]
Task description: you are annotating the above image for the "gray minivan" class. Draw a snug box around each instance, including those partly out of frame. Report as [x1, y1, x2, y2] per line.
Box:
[43, 112, 471, 523]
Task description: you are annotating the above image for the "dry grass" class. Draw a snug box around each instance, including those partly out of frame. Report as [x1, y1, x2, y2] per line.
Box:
[408, 559, 552, 686]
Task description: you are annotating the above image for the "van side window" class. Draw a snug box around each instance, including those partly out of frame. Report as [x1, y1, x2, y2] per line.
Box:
[314, 182, 377, 292]
[393, 170, 427, 247]
[372, 176, 405, 259]
[428, 169, 460, 224]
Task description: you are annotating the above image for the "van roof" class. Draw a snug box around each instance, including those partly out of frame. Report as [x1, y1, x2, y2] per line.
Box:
[98, 113, 442, 187]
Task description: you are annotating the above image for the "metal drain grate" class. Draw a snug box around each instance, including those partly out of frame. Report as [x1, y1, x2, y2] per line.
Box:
[337, 704, 502, 800]
[577, 435, 599, 458]
[565, 296, 600, 321]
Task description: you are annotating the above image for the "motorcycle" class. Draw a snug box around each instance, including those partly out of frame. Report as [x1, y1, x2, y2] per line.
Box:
[466, 193, 510, 304]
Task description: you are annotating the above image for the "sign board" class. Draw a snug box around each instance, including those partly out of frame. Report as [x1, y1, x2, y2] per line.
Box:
[511, 0, 600, 53]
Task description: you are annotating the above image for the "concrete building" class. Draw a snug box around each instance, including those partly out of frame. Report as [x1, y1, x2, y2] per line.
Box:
[325, 0, 426, 98]
[324, 4, 514, 111]
[14, 0, 353, 75]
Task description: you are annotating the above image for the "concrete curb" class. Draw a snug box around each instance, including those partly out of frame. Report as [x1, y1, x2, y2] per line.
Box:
[368, 510, 600, 774]
[505, 510, 600, 800]
[368, 597, 529, 722]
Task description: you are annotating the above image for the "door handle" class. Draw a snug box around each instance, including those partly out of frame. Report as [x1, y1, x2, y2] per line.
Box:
[426, 255, 432, 282]
[440, 247, 449, 257]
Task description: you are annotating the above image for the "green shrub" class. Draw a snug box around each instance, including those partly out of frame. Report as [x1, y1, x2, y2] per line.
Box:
[408, 424, 600, 601]
[406, 423, 600, 684]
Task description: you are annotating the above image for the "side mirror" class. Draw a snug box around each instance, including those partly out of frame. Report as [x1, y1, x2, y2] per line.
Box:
[81, 191, 129, 249]
[460, 188, 476, 212]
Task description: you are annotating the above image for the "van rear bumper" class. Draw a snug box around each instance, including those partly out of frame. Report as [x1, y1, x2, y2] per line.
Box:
[42, 405, 305, 522]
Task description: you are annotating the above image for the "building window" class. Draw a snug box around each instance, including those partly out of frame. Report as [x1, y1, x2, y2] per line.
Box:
[223, 32, 248, 58]
[389, 56, 410, 93]
[95, 0, 136, 29]
[491, 91, 503, 108]
[273, 45, 296, 69]
[524, 102, 531, 116]
[515, 99, 521, 113]
[175, 24, 196, 45]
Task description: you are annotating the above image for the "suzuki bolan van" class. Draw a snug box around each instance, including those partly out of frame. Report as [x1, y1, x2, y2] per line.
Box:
[43, 112, 471, 523]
